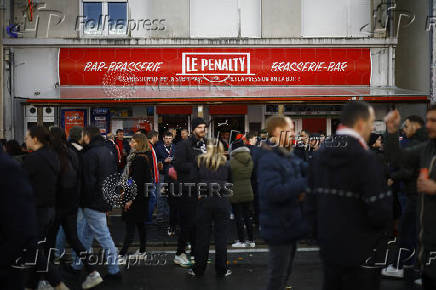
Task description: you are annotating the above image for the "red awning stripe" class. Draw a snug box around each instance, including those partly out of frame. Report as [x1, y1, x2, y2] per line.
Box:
[209, 105, 248, 115]
[26, 96, 428, 105]
[156, 105, 192, 115]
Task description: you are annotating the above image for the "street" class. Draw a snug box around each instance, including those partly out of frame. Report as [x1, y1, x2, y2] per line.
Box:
[60, 250, 419, 290]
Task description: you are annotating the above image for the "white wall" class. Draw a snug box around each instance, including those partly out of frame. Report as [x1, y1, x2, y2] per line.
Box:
[129, 0, 151, 38]
[14, 48, 59, 99]
[190, 0, 239, 37]
[396, 0, 431, 93]
[149, 0, 190, 38]
[190, 0, 261, 38]
[262, 0, 301, 37]
[239, 0, 261, 38]
[130, 0, 190, 38]
[302, 0, 371, 37]
[370, 47, 391, 87]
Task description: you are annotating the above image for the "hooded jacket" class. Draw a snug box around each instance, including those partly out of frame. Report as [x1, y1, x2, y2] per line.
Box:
[229, 146, 254, 204]
[305, 135, 392, 266]
[23, 146, 60, 208]
[257, 142, 308, 245]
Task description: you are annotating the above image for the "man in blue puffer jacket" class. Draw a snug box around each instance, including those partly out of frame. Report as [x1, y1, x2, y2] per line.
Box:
[257, 115, 308, 290]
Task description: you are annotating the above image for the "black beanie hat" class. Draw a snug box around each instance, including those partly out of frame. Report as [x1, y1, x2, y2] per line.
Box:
[191, 117, 207, 130]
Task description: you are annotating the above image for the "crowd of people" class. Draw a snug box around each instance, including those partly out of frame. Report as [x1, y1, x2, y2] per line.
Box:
[1, 101, 436, 290]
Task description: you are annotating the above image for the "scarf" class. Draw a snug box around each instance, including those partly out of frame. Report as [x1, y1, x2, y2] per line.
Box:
[336, 125, 369, 150]
[122, 151, 148, 179]
[150, 145, 159, 183]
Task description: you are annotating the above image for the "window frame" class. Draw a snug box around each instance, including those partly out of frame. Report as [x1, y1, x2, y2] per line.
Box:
[80, 0, 129, 38]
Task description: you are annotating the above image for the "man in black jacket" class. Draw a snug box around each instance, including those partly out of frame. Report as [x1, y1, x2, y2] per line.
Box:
[71, 127, 121, 280]
[172, 118, 207, 268]
[382, 115, 427, 278]
[385, 107, 436, 289]
[0, 149, 37, 290]
[306, 101, 392, 290]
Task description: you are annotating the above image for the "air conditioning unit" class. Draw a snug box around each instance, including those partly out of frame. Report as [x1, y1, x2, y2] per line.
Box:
[44, 106, 55, 117]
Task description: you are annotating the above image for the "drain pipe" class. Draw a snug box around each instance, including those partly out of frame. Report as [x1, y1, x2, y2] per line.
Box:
[0, 36, 3, 139]
[9, 48, 15, 139]
[430, 0, 435, 104]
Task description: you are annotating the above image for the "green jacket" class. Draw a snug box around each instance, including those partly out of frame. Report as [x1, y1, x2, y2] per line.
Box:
[229, 146, 254, 204]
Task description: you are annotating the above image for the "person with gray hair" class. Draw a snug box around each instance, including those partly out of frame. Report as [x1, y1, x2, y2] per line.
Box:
[104, 132, 121, 169]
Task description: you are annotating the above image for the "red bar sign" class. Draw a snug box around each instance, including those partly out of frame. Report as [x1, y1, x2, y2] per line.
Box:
[180, 53, 252, 76]
[59, 48, 371, 86]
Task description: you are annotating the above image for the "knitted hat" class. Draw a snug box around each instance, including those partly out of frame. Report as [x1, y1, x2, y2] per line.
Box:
[191, 117, 207, 130]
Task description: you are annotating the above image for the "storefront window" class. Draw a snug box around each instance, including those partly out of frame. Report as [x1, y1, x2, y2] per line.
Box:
[265, 105, 342, 115]
[266, 104, 278, 113]
[110, 107, 154, 136]
[158, 115, 190, 143]
[212, 116, 245, 138]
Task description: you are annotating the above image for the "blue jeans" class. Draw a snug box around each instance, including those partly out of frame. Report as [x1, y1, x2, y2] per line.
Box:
[146, 183, 158, 224]
[397, 195, 418, 268]
[72, 208, 119, 274]
[55, 226, 66, 258]
[156, 177, 170, 222]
